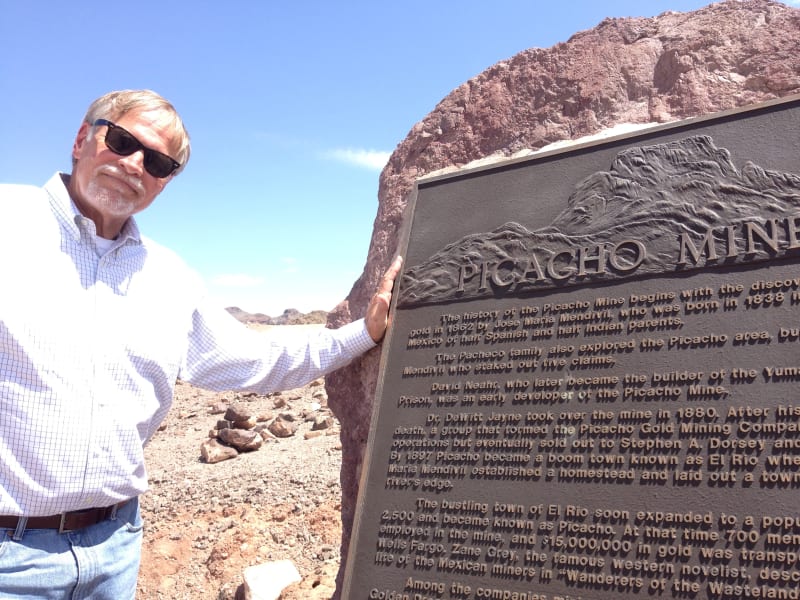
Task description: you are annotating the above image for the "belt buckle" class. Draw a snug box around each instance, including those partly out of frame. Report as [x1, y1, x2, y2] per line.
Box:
[58, 512, 70, 534]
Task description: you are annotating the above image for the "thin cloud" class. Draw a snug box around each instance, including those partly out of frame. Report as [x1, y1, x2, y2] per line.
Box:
[281, 257, 299, 274]
[324, 148, 391, 171]
[211, 273, 265, 287]
[252, 130, 391, 171]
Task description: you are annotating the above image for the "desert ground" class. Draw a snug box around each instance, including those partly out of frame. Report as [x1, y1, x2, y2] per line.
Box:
[137, 324, 344, 599]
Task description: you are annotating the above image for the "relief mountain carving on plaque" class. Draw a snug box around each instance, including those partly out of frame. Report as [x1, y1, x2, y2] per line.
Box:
[398, 135, 800, 308]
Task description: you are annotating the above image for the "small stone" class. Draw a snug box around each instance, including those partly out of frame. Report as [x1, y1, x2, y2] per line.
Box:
[218, 428, 264, 452]
[312, 416, 334, 431]
[200, 439, 238, 464]
[208, 402, 228, 415]
[268, 416, 298, 438]
[232, 416, 257, 430]
[223, 403, 252, 422]
[242, 560, 301, 600]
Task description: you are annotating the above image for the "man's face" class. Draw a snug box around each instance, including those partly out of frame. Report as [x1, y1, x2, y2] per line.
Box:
[69, 109, 178, 238]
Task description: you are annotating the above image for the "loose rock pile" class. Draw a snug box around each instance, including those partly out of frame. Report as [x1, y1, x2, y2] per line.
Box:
[200, 383, 336, 464]
[139, 377, 344, 599]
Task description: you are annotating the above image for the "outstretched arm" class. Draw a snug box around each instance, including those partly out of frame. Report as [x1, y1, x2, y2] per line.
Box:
[365, 255, 403, 343]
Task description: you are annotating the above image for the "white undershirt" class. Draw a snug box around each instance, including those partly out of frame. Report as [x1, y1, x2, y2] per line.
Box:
[94, 234, 115, 256]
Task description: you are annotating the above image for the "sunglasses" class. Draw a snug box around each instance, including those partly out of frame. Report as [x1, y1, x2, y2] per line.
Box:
[93, 119, 180, 178]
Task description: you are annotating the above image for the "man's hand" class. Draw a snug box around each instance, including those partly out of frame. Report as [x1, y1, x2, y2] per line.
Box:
[366, 255, 403, 343]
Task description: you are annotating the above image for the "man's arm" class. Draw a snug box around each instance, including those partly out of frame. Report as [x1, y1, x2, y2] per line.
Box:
[180, 255, 403, 393]
[365, 255, 403, 343]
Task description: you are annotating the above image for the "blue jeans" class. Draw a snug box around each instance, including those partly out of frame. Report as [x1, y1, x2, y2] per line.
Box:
[0, 498, 143, 599]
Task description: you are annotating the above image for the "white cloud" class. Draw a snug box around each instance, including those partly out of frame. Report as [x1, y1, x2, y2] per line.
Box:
[324, 148, 391, 170]
[210, 273, 265, 287]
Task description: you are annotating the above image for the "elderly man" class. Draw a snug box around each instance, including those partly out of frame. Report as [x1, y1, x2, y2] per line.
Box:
[0, 89, 401, 599]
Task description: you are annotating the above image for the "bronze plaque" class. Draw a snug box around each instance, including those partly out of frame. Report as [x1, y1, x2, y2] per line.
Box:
[343, 96, 800, 600]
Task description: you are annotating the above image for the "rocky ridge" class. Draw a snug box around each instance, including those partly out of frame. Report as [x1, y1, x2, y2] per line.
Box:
[226, 307, 329, 326]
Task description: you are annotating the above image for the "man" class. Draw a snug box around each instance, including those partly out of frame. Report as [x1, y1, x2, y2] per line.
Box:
[0, 89, 402, 599]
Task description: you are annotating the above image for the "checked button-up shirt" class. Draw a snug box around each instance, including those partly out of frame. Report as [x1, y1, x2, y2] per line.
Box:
[0, 173, 375, 517]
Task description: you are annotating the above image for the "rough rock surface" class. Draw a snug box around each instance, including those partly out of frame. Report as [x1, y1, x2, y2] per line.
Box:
[325, 0, 800, 595]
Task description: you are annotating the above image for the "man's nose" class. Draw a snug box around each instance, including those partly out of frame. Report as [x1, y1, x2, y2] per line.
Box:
[118, 150, 145, 176]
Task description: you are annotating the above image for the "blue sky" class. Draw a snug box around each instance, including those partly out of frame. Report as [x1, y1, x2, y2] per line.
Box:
[3, 0, 793, 316]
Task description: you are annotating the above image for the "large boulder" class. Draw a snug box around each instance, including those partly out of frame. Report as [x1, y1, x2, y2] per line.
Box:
[326, 0, 800, 594]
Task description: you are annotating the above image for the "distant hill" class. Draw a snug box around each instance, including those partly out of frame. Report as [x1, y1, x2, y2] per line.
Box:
[226, 307, 328, 326]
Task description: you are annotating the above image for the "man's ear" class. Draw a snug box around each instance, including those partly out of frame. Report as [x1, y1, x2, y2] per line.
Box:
[72, 122, 92, 162]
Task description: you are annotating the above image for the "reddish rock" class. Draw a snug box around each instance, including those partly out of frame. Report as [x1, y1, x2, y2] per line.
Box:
[218, 428, 264, 452]
[268, 414, 300, 438]
[223, 403, 251, 423]
[200, 438, 239, 464]
[325, 1, 800, 595]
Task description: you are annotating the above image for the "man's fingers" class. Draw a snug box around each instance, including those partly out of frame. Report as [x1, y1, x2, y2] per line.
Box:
[378, 255, 403, 294]
[366, 256, 403, 343]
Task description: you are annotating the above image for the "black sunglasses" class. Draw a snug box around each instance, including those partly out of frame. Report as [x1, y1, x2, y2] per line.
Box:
[93, 119, 180, 178]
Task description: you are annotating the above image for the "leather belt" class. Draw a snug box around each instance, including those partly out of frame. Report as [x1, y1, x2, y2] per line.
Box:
[0, 501, 130, 533]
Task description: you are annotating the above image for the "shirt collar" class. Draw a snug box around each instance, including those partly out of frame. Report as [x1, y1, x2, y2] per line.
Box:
[44, 172, 142, 245]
